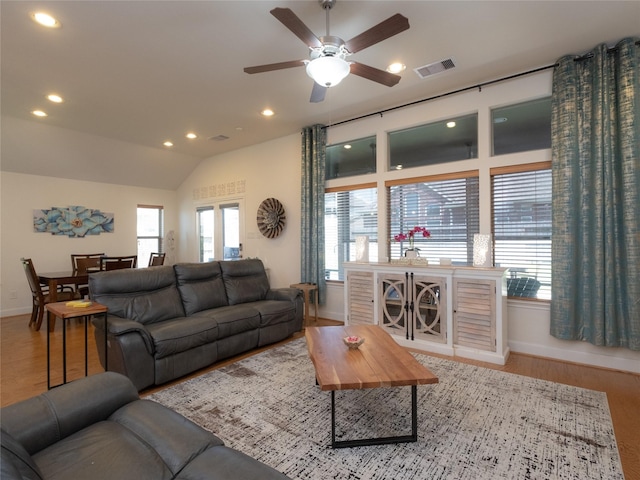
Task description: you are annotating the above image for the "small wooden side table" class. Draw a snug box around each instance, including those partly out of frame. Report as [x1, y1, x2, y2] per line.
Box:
[290, 283, 319, 328]
[45, 301, 108, 389]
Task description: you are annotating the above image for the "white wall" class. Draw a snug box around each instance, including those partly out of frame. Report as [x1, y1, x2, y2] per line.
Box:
[0, 171, 177, 317]
[176, 133, 302, 290]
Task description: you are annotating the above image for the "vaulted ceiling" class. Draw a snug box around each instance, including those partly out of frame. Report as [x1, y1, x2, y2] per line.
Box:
[2, 1, 638, 189]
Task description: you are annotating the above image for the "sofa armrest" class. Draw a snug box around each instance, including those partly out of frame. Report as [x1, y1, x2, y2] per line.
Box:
[0, 372, 139, 455]
[92, 315, 155, 354]
[266, 287, 302, 302]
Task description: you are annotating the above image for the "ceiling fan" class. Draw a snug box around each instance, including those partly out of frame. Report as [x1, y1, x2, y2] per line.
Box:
[244, 0, 410, 103]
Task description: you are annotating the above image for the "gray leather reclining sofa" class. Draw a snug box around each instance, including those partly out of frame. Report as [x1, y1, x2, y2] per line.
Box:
[89, 259, 303, 391]
[0, 372, 291, 480]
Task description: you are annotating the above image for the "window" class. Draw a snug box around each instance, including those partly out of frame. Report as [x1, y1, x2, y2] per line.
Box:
[326, 135, 377, 180]
[197, 206, 214, 262]
[491, 162, 552, 299]
[325, 184, 377, 280]
[389, 114, 478, 170]
[492, 97, 551, 156]
[197, 202, 242, 262]
[221, 203, 240, 260]
[387, 172, 480, 262]
[137, 205, 163, 267]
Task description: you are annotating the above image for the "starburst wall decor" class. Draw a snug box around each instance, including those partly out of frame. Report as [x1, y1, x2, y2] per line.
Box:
[33, 205, 114, 237]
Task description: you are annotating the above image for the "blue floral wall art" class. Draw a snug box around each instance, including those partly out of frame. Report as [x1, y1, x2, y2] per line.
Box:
[33, 205, 114, 237]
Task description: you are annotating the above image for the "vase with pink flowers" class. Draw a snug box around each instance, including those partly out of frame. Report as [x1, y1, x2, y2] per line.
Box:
[394, 226, 431, 258]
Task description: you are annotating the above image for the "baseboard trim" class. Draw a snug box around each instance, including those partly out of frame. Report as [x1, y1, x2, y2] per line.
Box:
[0, 307, 31, 318]
[509, 340, 640, 374]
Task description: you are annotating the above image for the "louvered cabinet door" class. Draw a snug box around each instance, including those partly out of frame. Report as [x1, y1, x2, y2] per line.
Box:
[346, 270, 375, 325]
[453, 278, 496, 352]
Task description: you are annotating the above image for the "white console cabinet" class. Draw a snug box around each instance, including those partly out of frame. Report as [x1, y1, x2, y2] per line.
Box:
[343, 262, 509, 365]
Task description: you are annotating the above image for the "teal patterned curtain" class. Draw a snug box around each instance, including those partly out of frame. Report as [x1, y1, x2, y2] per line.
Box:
[300, 125, 326, 304]
[551, 37, 640, 350]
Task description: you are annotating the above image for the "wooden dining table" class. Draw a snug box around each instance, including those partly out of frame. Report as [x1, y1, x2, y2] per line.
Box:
[38, 271, 90, 303]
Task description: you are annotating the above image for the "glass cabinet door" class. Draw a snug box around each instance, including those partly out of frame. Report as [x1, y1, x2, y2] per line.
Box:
[379, 272, 446, 343]
[380, 274, 408, 337]
[413, 276, 446, 343]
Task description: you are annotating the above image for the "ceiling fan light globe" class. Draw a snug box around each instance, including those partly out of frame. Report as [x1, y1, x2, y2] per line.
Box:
[306, 56, 350, 87]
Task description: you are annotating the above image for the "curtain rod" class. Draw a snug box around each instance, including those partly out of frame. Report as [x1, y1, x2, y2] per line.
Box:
[323, 38, 639, 130]
[323, 64, 556, 130]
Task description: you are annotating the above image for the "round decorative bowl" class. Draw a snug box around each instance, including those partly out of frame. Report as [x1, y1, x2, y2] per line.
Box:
[343, 335, 365, 349]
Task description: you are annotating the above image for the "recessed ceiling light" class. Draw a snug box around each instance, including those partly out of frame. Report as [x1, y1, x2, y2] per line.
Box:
[261, 108, 275, 117]
[47, 94, 63, 103]
[386, 62, 406, 74]
[32, 110, 48, 117]
[31, 12, 61, 28]
[186, 132, 197, 139]
[343, 144, 352, 149]
[446, 121, 456, 128]
[163, 141, 174, 147]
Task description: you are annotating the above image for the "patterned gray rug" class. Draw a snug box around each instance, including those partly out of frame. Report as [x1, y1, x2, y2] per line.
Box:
[146, 338, 622, 479]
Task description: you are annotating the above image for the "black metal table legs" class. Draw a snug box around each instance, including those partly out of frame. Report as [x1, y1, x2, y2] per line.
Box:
[330, 385, 418, 448]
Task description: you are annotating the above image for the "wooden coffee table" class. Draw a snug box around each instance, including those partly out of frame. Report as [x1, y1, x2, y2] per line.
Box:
[305, 324, 439, 448]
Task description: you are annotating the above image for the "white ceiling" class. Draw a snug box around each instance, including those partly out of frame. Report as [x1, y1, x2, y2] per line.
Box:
[2, 1, 638, 189]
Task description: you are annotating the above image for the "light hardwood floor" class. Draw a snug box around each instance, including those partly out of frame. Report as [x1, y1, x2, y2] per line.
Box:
[1, 313, 639, 479]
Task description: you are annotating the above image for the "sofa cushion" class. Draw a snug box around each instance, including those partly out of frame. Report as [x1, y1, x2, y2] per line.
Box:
[194, 305, 261, 339]
[176, 445, 290, 480]
[174, 262, 229, 315]
[220, 259, 270, 305]
[244, 300, 296, 327]
[32, 422, 173, 480]
[1, 428, 42, 480]
[145, 317, 218, 359]
[89, 266, 185, 325]
[0, 372, 140, 456]
[109, 400, 224, 475]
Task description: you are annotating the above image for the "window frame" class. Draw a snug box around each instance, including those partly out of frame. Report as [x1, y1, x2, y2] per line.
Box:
[491, 161, 552, 301]
[324, 182, 378, 281]
[137, 204, 164, 268]
[386, 171, 480, 263]
[196, 199, 244, 263]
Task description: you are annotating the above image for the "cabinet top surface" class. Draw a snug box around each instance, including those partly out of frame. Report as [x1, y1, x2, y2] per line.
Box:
[344, 262, 508, 275]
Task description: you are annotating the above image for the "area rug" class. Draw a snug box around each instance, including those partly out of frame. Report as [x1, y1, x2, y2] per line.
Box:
[146, 338, 623, 479]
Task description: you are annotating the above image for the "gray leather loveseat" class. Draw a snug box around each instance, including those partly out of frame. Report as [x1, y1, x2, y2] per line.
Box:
[89, 259, 303, 391]
[0, 372, 291, 480]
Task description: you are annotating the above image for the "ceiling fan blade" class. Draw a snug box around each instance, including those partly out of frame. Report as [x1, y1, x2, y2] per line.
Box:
[244, 60, 306, 74]
[310, 82, 327, 103]
[270, 7, 323, 49]
[350, 62, 402, 87]
[344, 13, 410, 54]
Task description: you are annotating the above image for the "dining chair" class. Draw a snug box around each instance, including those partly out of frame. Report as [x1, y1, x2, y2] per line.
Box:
[20, 258, 80, 331]
[99, 255, 137, 271]
[71, 253, 104, 274]
[71, 253, 104, 297]
[148, 252, 166, 267]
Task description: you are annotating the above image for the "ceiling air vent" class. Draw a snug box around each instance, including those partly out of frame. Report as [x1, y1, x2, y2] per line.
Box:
[414, 58, 456, 79]
[208, 135, 230, 142]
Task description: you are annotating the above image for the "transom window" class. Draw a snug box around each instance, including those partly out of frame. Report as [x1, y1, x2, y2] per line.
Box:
[326, 135, 377, 180]
[389, 114, 478, 171]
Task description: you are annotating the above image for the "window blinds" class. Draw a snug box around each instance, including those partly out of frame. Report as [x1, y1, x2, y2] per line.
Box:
[386, 172, 480, 262]
[491, 164, 552, 298]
